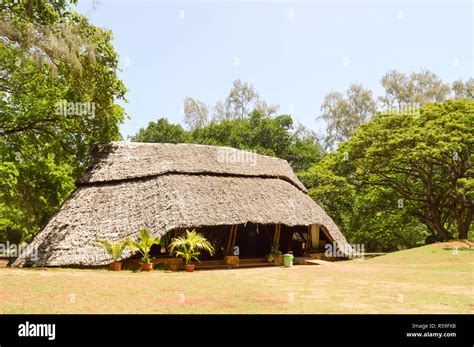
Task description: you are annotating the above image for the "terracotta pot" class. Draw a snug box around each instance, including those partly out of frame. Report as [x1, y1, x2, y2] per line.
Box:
[224, 255, 239, 268]
[185, 264, 195, 272]
[274, 255, 283, 264]
[140, 263, 153, 272]
[109, 261, 122, 271]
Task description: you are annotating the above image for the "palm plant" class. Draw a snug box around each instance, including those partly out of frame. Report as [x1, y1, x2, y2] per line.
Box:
[97, 238, 130, 262]
[169, 229, 215, 265]
[129, 228, 161, 264]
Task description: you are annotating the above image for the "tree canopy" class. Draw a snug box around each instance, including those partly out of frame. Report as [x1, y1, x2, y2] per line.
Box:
[131, 118, 189, 144]
[319, 83, 376, 150]
[131, 110, 323, 174]
[319, 69, 473, 150]
[0, 0, 127, 242]
[303, 100, 473, 250]
[183, 79, 278, 129]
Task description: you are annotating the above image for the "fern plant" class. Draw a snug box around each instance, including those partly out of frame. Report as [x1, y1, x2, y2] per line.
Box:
[169, 229, 215, 265]
[129, 228, 161, 264]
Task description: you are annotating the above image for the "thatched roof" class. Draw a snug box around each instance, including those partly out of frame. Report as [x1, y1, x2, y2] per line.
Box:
[79, 142, 307, 192]
[13, 142, 350, 267]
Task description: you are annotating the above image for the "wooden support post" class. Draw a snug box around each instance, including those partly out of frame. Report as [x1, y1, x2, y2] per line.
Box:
[231, 225, 238, 252]
[310, 224, 320, 250]
[224, 225, 240, 267]
[226, 225, 232, 252]
[273, 224, 281, 248]
[306, 225, 312, 252]
[226, 225, 236, 254]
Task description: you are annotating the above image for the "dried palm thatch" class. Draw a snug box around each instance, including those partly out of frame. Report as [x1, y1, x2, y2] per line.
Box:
[79, 142, 307, 191]
[13, 142, 350, 267]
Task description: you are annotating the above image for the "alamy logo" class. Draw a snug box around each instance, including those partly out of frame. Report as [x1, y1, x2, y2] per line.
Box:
[54, 100, 95, 117]
[217, 148, 257, 166]
[324, 242, 365, 259]
[0, 241, 38, 261]
[18, 321, 56, 340]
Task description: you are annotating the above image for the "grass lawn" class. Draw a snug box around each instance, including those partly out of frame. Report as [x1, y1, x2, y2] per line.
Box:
[1, 240, 473, 314]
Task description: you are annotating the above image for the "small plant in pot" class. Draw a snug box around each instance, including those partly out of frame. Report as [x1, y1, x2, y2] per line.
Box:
[169, 229, 215, 272]
[129, 229, 161, 272]
[267, 246, 283, 264]
[273, 248, 283, 264]
[97, 238, 130, 271]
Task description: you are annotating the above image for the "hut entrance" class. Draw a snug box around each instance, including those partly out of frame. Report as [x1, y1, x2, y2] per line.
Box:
[155, 223, 314, 261]
[178, 224, 275, 259]
[234, 223, 273, 258]
[232, 223, 309, 258]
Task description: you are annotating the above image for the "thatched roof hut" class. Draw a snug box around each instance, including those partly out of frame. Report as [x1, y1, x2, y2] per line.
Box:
[13, 142, 350, 267]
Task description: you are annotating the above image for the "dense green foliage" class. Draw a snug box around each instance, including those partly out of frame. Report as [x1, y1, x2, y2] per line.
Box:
[131, 110, 323, 173]
[0, 0, 127, 242]
[320, 70, 473, 150]
[131, 118, 189, 144]
[302, 100, 473, 251]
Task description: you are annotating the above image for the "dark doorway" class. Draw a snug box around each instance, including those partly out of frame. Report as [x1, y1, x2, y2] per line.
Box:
[154, 223, 312, 261]
[235, 223, 273, 258]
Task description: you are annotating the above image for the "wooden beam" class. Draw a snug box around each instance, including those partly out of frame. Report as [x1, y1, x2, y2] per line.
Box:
[310, 224, 320, 249]
[226, 225, 235, 253]
[305, 225, 312, 251]
[273, 224, 281, 248]
[320, 225, 334, 242]
[226, 225, 233, 251]
[230, 224, 238, 253]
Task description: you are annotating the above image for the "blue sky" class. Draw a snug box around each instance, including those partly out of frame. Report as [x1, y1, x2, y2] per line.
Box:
[74, 0, 473, 138]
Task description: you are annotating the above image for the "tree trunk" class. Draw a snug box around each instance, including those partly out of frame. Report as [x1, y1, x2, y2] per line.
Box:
[439, 227, 454, 241]
[456, 205, 472, 240]
[418, 207, 454, 241]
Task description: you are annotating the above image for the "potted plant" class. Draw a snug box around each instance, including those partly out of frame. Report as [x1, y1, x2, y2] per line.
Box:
[169, 229, 215, 272]
[266, 246, 283, 264]
[273, 247, 283, 264]
[223, 249, 240, 268]
[97, 238, 130, 271]
[129, 228, 161, 271]
[266, 253, 274, 263]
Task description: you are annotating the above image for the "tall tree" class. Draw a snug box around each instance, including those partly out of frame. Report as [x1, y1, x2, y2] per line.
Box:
[304, 100, 473, 249]
[409, 70, 451, 104]
[452, 78, 474, 100]
[319, 70, 467, 152]
[379, 69, 451, 109]
[213, 80, 278, 121]
[300, 161, 428, 252]
[0, 0, 127, 242]
[183, 97, 209, 130]
[378, 70, 412, 109]
[343, 100, 472, 240]
[318, 83, 375, 150]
